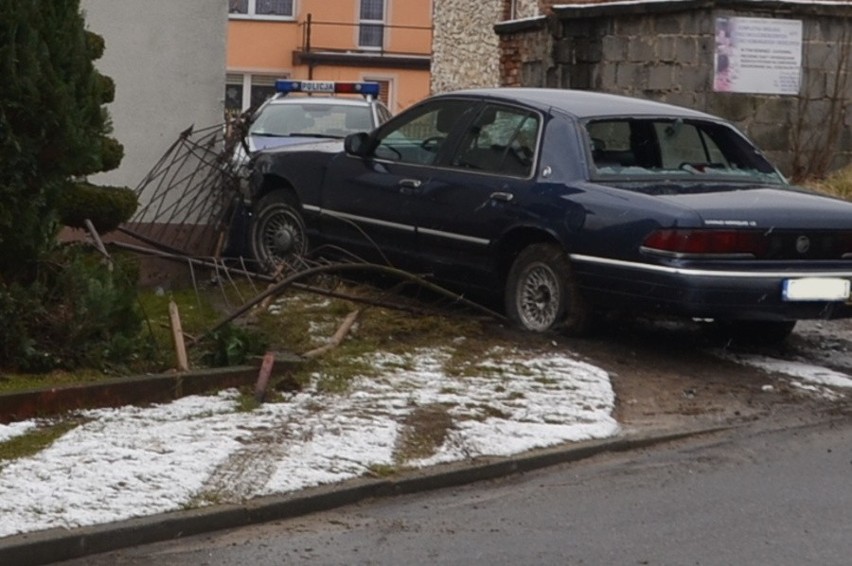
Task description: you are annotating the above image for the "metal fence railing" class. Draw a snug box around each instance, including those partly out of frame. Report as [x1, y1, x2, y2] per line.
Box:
[300, 13, 432, 58]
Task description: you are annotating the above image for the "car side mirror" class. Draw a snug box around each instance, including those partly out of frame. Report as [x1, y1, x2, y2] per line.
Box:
[344, 132, 371, 157]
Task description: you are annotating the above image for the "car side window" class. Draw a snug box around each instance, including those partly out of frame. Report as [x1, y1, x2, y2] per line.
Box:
[452, 105, 539, 177]
[376, 103, 393, 125]
[373, 100, 471, 165]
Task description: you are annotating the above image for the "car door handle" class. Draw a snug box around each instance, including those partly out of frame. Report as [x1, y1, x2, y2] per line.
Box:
[490, 191, 514, 203]
[398, 178, 422, 194]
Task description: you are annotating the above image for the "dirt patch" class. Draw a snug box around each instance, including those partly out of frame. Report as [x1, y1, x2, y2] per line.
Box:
[580, 318, 852, 431]
[483, 315, 851, 434]
[394, 403, 455, 463]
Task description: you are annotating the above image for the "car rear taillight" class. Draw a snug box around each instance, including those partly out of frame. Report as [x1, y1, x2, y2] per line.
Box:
[642, 229, 767, 258]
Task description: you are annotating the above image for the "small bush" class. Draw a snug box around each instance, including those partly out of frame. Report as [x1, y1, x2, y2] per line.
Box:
[199, 324, 268, 367]
[57, 181, 137, 234]
[0, 245, 152, 373]
[806, 165, 852, 201]
[0, 283, 51, 371]
[99, 137, 124, 172]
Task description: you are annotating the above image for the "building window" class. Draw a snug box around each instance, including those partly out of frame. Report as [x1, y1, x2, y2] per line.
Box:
[363, 77, 391, 106]
[503, 0, 538, 20]
[358, 0, 384, 49]
[249, 76, 278, 109]
[225, 73, 289, 115]
[225, 74, 244, 117]
[229, 0, 294, 19]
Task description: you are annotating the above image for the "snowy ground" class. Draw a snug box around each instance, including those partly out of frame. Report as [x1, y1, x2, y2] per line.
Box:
[0, 335, 850, 539]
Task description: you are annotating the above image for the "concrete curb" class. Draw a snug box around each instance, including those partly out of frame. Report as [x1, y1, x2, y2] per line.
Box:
[0, 355, 302, 424]
[0, 425, 731, 566]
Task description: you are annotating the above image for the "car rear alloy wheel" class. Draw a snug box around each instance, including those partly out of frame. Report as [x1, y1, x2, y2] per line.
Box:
[250, 191, 308, 271]
[505, 243, 588, 334]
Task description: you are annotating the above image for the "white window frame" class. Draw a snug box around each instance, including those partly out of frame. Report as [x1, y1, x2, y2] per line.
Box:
[227, 72, 290, 111]
[362, 75, 396, 113]
[357, 0, 386, 50]
[229, 0, 296, 21]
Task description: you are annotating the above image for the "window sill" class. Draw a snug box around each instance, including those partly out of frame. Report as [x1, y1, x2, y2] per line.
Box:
[228, 14, 296, 22]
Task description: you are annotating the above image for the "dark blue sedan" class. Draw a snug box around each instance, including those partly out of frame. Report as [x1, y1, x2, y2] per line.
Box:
[246, 88, 852, 343]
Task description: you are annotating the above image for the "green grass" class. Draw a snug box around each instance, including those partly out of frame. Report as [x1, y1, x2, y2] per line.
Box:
[0, 369, 110, 394]
[254, 289, 491, 395]
[0, 419, 83, 463]
[0, 280, 256, 394]
[137, 285, 233, 348]
[0, 276, 554, 400]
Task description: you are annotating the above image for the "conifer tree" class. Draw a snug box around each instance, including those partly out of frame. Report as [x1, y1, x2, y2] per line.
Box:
[0, 1, 142, 372]
[0, 0, 123, 277]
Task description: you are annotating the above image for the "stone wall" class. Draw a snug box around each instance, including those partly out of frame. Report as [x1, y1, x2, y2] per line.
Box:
[495, 1, 852, 178]
[431, 0, 550, 93]
[431, 0, 503, 93]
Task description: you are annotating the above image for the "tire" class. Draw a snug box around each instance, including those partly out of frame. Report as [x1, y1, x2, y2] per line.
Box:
[711, 320, 797, 346]
[504, 243, 589, 334]
[249, 191, 308, 271]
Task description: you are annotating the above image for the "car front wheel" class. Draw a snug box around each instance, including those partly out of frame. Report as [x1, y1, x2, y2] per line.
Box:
[250, 191, 308, 271]
[504, 243, 589, 334]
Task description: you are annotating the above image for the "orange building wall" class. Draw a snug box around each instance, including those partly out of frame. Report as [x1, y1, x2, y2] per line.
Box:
[227, 0, 433, 113]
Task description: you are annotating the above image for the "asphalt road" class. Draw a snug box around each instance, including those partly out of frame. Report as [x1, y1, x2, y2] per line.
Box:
[59, 412, 852, 566]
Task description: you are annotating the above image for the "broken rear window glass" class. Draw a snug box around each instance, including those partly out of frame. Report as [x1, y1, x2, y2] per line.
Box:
[585, 118, 785, 185]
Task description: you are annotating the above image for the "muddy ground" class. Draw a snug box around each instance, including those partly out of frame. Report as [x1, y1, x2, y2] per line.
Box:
[526, 316, 852, 433]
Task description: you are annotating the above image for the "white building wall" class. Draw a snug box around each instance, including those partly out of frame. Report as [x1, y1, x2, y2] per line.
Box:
[80, 0, 228, 191]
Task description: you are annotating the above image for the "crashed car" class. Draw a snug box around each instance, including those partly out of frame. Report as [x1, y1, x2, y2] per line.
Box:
[246, 87, 852, 342]
[224, 80, 392, 254]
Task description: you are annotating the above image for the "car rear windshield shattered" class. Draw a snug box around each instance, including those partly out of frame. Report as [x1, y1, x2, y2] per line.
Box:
[585, 118, 786, 185]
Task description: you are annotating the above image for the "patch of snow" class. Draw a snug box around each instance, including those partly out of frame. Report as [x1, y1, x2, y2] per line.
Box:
[789, 381, 845, 401]
[719, 352, 852, 389]
[0, 348, 617, 539]
[0, 421, 37, 443]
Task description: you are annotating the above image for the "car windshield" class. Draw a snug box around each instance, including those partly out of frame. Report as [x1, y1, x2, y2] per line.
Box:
[585, 117, 786, 185]
[249, 102, 373, 139]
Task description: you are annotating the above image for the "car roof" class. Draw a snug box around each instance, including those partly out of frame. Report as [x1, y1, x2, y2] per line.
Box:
[265, 95, 374, 108]
[441, 88, 719, 121]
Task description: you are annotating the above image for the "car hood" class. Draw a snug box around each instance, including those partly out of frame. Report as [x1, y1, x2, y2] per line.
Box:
[248, 135, 338, 152]
[655, 185, 852, 230]
[254, 138, 344, 156]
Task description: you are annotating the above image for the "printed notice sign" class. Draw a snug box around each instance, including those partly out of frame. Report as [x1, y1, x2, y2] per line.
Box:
[714, 16, 803, 95]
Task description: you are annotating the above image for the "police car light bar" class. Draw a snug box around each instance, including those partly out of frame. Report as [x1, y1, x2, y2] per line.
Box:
[275, 80, 381, 97]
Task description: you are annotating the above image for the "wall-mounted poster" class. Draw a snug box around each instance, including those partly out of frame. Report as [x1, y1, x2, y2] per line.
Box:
[714, 16, 803, 95]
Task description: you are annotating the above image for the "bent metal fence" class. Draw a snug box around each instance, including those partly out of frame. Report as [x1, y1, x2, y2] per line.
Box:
[119, 122, 245, 261]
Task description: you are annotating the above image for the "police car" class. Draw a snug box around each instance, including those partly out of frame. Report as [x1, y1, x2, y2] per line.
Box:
[240, 80, 392, 157]
[225, 80, 392, 257]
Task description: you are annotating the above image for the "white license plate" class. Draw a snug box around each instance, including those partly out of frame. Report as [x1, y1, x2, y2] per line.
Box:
[782, 278, 851, 301]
